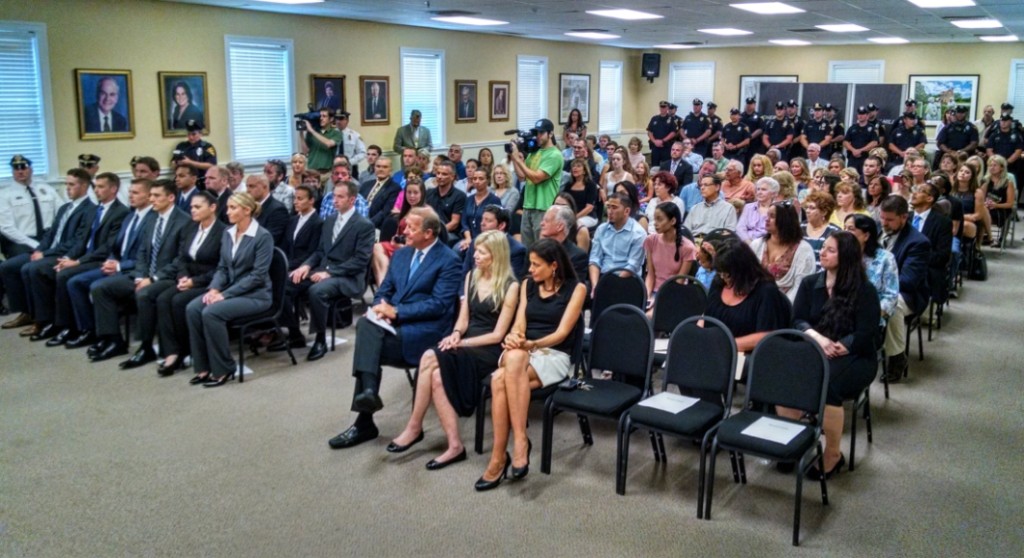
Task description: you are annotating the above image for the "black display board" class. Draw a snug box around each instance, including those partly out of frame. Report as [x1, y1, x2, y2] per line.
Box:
[852, 83, 905, 126]
[758, 82, 801, 116]
[800, 83, 851, 123]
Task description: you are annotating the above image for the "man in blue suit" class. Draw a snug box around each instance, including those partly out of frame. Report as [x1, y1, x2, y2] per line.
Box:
[329, 206, 462, 449]
[879, 195, 931, 382]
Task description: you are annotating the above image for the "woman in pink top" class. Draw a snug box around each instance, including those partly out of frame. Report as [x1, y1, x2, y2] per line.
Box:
[643, 202, 696, 306]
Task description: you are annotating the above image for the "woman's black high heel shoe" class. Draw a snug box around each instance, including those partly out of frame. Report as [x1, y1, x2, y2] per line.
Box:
[189, 373, 209, 385]
[511, 439, 532, 480]
[158, 358, 184, 377]
[202, 372, 236, 388]
[475, 452, 510, 492]
[807, 453, 846, 480]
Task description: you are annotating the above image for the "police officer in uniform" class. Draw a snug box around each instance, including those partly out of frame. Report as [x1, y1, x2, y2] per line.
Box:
[986, 103, 1024, 143]
[904, 99, 927, 134]
[647, 101, 677, 168]
[824, 103, 845, 160]
[740, 97, 763, 164]
[888, 112, 927, 165]
[987, 112, 1024, 191]
[172, 120, 217, 189]
[706, 102, 723, 147]
[785, 99, 805, 160]
[668, 103, 683, 135]
[843, 106, 880, 175]
[721, 108, 751, 161]
[763, 101, 795, 161]
[867, 103, 888, 150]
[934, 105, 979, 169]
[801, 102, 832, 156]
[682, 98, 713, 158]
[0, 155, 60, 259]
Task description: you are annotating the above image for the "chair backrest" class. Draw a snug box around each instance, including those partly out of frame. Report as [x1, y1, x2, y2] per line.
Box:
[652, 275, 708, 335]
[588, 304, 654, 391]
[268, 247, 289, 317]
[665, 316, 737, 405]
[591, 267, 646, 325]
[745, 329, 829, 418]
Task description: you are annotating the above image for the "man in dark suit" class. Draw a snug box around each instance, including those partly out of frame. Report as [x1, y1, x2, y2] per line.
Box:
[246, 174, 289, 246]
[174, 165, 199, 213]
[359, 157, 402, 229]
[1, 169, 95, 334]
[83, 76, 129, 133]
[329, 206, 461, 449]
[92, 180, 189, 364]
[203, 165, 233, 224]
[458, 85, 475, 119]
[365, 80, 386, 121]
[62, 178, 157, 352]
[911, 181, 954, 314]
[661, 141, 694, 189]
[33, 173, 129, 345]
[540, 205, 591, 293]
[281, 181, 375, 362]
[461, 205, 527, 280]
[879, 195, 932, 382]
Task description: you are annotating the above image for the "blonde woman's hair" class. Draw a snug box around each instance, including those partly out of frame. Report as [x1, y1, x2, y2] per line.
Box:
[772, 171, 797, 200]
[984, 154, 1009, 185]
[745, 154, 772, 182]
[470, 230, 516, 312]
[230, 192, 261, 218]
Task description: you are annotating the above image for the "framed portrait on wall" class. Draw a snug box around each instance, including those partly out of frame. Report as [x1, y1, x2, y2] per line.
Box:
[74, 69, 135, 140]
[454, 79, 477, 123]
[310, 74, 345, 113]
[738, 75, 798, 107]
[158, 71, 209, 137]
[360, 76, 389, 126]
[908, 74, 980, 126]
[489, 81, 510, 122]
[558, 73, 590, 124]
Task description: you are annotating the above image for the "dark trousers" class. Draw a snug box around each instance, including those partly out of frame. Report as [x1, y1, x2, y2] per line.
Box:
[152, 282, 205, 357]
[350, 316, 408, 412]
[0, 253, 32, 313]
[135, 279, 175, 349]
[66, 268, 108, 332]
[0, 243, 31, 306]
[33, 261, 100, 327]
[91, 274, 136, 337]
[186, 295, 270, 376]
[284, 275, 363, 340]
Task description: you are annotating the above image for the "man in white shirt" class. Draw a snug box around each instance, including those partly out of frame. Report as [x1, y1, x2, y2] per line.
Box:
[336, 112, 368, 176]
[683, 174, 738, 235]
[806, 143, 829, 171]
[0, 155, 60, 259]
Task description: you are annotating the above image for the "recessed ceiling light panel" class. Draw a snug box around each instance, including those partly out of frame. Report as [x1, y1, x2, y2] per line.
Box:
[252, 0, 324, 5]
[908, 0, 975, 8]
[869, 37, 910, 44]
[654, 44, 697, 49]
[978, 35, 1018, 42]
[731, 3, 805, 15]
[431, 16, 509, 26]
[699, 28, 754, 36]
[816, 23, 870, 32]
[565, 32, 621, 40]
[586, 9, 663, 21]
[770, 39, 811, 45]
[950, 18, 1001, 29]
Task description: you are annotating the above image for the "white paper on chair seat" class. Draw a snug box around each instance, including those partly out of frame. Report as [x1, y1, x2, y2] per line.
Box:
[638, 391, 700, 414]
[653, 338, 669, 354]
[364, 310, 397, 335]
[740, 417, 805, 445]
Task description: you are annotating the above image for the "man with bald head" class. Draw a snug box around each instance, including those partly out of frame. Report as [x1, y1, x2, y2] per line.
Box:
[246, 174, 289, 246]
[85, 76, 129, 133]
[205, 165, 232, 223]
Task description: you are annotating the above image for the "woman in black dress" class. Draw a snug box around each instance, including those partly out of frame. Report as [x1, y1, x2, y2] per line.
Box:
[783, 232, 880, 479]
[388, 231, 519, 470]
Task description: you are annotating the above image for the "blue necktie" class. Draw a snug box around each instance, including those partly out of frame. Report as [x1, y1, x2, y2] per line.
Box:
[149, 216, 165, 277]
[912, 214, 923, 231]
[86, 204, 105, 252]
[122, 213, 140, 255]
[408, 250, 423, 280]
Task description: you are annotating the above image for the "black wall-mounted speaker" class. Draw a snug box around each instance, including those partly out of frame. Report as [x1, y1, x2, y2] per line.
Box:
[642, 53, 661, 79]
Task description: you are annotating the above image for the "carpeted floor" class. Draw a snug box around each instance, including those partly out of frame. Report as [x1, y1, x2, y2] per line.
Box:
[2, 246, 1022, 557]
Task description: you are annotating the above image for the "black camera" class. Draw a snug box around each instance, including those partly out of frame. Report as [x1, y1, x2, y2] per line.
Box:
[504, 129, 541, 155]
[392, 234, 406, 245]
[171, 149, 186, 163]
[294, 103, 322, 132]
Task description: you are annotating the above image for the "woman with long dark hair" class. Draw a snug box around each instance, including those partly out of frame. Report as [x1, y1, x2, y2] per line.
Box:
[643, 202, 696, 304]
[750, 201, 816, 303]
[563, 108, 587, 145]
[844, 214, 899, 319]
[562, 158, 600, 229]
[865, 175, 892, 223]
[783, 232, 881, 479]
[169, 81, 204, 130]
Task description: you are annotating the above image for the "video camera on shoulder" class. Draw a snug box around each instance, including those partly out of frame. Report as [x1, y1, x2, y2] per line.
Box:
[504, 129, 540, 155]
[294, 103, 322, 132]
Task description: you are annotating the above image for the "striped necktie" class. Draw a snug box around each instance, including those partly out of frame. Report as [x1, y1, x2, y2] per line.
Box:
[149, 216, 165, 277]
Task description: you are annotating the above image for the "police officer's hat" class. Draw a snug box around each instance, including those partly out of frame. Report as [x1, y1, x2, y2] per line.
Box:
[856, 106, 868, 115]
[9, 154, 31, 169]
[774, 101, 785, 109]
[669, 103, 678, 110]
[130, 156, 141, 166]
[729, 108, 740, 115]
[905, 98, 918, 107]
[185, 120, 203, 132]
[707, 102, 717, 109]
[1000, 112, 1013, 121]
[902, 111, 918, 120]
[692, 98, 703, 106]
[659, 100, 669, 108]
[812, 103, 824, 110]
[823, 103, 835, 111]
[335, 110, 351, 120]
[78, 153, 100, 167]
[786, 99, 797, 108]
[531, 118, 555, 134]
[955, 105, 968, 114]
[745, 97, 757, 105]
[1001, 102, 1014, 111]
[867, 103, 879, 112]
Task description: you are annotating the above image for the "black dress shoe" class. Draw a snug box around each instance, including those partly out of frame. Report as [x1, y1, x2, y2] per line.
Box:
[306, 340, 328, 362]
[426, 448, 467, 471]
[87, 341, 106, 357]
[475, 453, 511, 491]
[268, 337, 306, 352]
[45, 328, 73, 347]
[29, 323, 57, 342]
[202, 372, 236, 387]
[328, 424, 380, 449]
[90, 342, 128, 362]
[189, 373, 210, 385]
[65, 330, 97, 349]
[386, 431, 424, 453]
[352, 389, 384, 414]
[120, 348, 158, 370]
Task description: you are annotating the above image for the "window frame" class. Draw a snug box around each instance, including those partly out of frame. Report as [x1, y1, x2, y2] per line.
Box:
[668, 61, 716, 110]
[517, 55, 549, 131]
[399, 47, 446, 148]
[0, 20, 57, 181]
[828, 59, 886, 84]
[598, 60, 623, 135]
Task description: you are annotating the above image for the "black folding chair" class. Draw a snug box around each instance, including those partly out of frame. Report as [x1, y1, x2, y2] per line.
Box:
[616, 316, 737, 519]
[650, 275, 707, 370]
[706, 329, 830, 547]
[229, 248, 297, 383]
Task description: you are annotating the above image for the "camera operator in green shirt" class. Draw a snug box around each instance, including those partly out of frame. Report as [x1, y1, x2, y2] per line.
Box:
[303, 108, 345, 175]
[509, 118, 564, 248]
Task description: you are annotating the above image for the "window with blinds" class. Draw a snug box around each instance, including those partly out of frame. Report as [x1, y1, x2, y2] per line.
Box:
[598, 61, 623, 134]
[0, 23, 53, 180]
[828, 60, 885, 84]
[517, 55, 548, 130]
[668, 62, 715, 109]
[1009, 59, 1024, 113]
[224, 36, 295, 164]
[400, 48, 445, 148]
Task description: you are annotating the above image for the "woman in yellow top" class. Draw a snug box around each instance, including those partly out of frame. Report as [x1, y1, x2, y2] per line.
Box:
[829, 181, 871, 227]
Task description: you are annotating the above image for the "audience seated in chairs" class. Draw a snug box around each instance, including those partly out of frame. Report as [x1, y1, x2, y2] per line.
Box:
[459, 168, 502, 254]
[359, 157, 402, 229]
[328, 207, 462, 450]
[186, 192, 275, 387]
[844, 214, 900, 323]
[750, 201, 815, 304]
[551, 193, 592, 253]
[643, 171, 686, 234]
[461, 205, 527, 280]
[684, 174, 738, 235]
[801, 190, 841, 266]
[388, 230, 520, 470]
[475, 238, 586, 491]
[736, 176, 779, 242]
[372, 176, 427, 287]
[982, 155, 1016, 245]
[588, 191, 647, 293]
[539, 204, 590, 292]
[562, 158, 600, 231]
[245, 174, 289, 247]
[643, 201, 696, 307]
[910, 180, 954, 317]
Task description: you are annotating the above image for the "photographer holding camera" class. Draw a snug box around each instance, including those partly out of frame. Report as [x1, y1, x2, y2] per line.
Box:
[509, 118, 563, 247]
[302, 108, 344, 176]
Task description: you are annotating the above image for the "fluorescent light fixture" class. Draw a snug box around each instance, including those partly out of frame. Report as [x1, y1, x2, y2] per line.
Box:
[815, 23, 872, 32]
[869, 37, 910, 44]
[731, 3, 805, 15]
[908, 0, 975, 8]
[586, 9, 663, 21]
[770, 39, 811, 46]
[978, 34, 1018, 42]
[565, 32, 621, 40]
[252, 0, 324, 4]
[431, 16, 509, 26]
[950, 18, 1001, 29]
[699, 28, 754, 36]
[654, 44, 697, 49]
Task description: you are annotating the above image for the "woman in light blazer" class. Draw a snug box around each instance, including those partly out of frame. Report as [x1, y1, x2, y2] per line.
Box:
[186, 192, 274, 387]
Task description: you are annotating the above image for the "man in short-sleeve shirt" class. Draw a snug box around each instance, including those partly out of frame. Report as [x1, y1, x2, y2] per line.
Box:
[511, 118, 563, 248]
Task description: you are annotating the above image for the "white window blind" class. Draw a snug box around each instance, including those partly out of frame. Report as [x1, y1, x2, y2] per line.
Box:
[0, 23, 53, 179]
[400, 48, 445, 148]
[828, 60, 885, 84]
[1009, 59, 1024, 114]
[225, 36, 294, 164]
[668, 62, 715, 109]
[517, 55, 548, 130]
[598, 60, 623, 134]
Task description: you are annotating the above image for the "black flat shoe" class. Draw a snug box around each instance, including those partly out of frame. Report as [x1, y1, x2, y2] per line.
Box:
[159, 358, 185, 376]
[202, 372, 236, 388]
[807, 453, 846, 481]
[268, 337, 306, 352]
[306, 340, 328, 362]
[29, 323, 57, 342]
[189, 373, 210, 385]
[426, 448, 467, 471]
[328, 424, 380, 449]
[475, 452, 511, 492]
[386, 431, 424, 453]
[511, 439, 532, 480]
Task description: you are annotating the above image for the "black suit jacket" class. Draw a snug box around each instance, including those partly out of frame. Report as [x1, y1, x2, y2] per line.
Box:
[304, 213, 375, 283]
[110, 210, 158, 272]
[562, 238, 591, 293]
[176, 188, 197, 213]
[162, 220, 227, 289]
[257, 196, 290, 247]
[664, 159, 694, 188]
[70, 200, 130, 262]
[919, 211, 953, 301]
[889, 225, 932, 315]
[40, 199, 97, 257]
[360, 177, 402, 229]
[84, 104, 129, 133]
[131, 208, 190, 280]
[216, 189, 232, 224]
[283, 212, 323, 271]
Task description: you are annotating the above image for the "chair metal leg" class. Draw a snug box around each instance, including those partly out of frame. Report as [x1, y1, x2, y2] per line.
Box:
[917, 318, 924, 361]
[738, 452, 747, 484]
[704, 440, 720, 520]
[616, 414, 631, 495]
[475, 383, 490, 455]
[237, 328, 246, 383]
[648, 431, 661, 462]
[850, 402, 858, 472]
[541, 399, 556, 474]
[656, 432, 667, 462]
[578, 414, 593, 445]
[927, 304, 934, 342]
